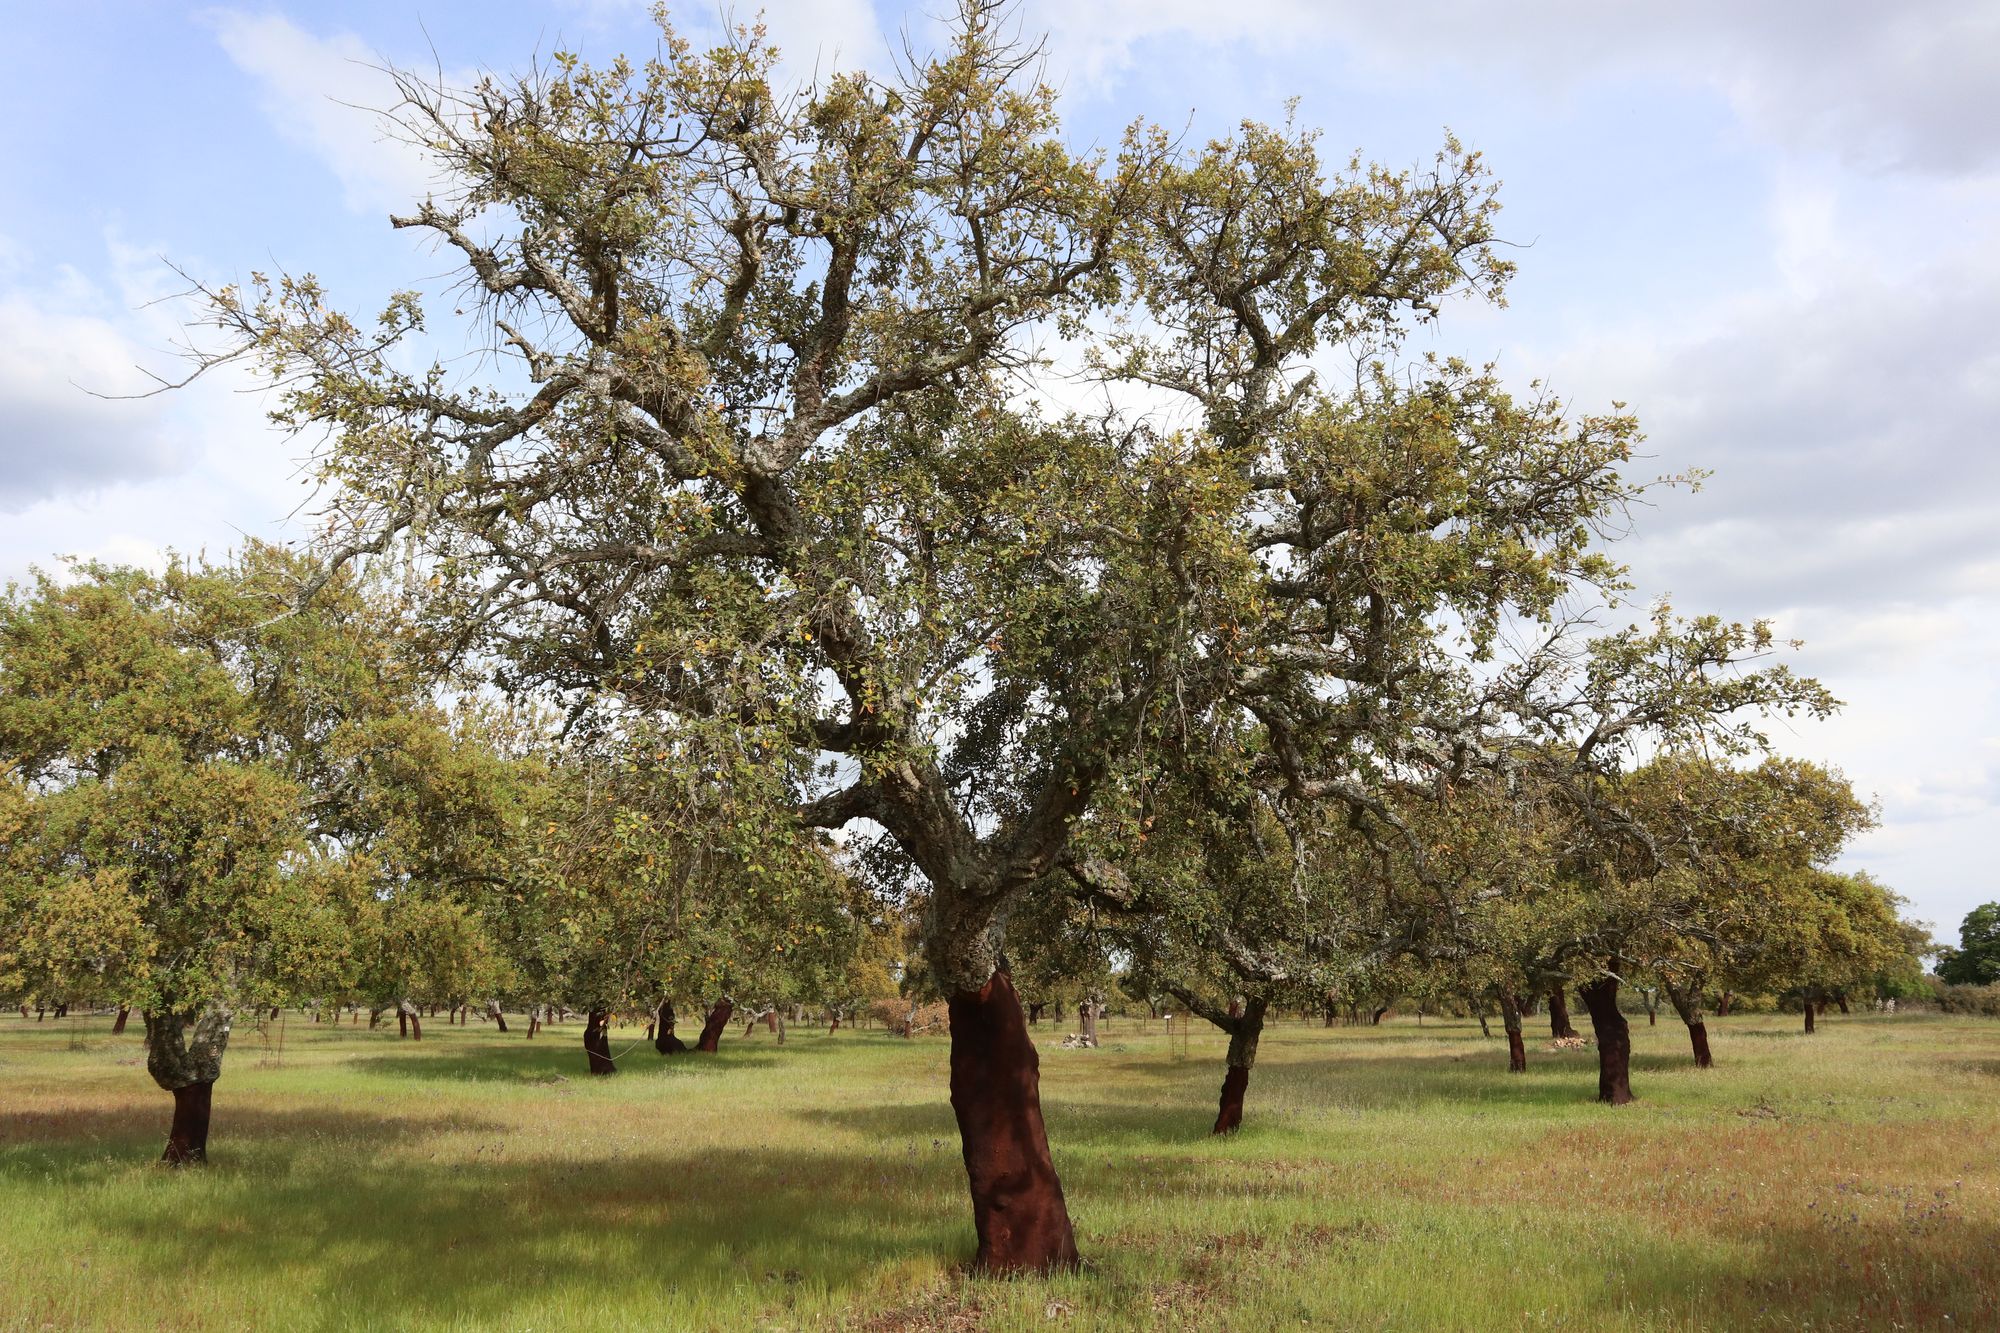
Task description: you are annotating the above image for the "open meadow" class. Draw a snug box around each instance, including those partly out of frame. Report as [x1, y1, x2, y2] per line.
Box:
[2, 1009, 1994, 1332]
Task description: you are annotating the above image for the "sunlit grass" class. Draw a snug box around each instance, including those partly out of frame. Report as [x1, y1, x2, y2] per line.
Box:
[2, 1006, 1995, 1330]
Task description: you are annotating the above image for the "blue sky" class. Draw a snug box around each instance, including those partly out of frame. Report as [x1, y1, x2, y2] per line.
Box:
[3, 2, 1997, 941]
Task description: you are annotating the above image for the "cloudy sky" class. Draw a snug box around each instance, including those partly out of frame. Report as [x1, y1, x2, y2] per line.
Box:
[4, 2, 1996, 940]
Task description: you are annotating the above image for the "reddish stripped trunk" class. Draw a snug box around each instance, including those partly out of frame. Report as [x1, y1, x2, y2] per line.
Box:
[828, 1014, 842, 1035]
[1578, 971, 1634, 1105]
[947, 970, 1079, 1275]
[696, 999, 733, 1053]
[584, 1008, 616, 1075]
[654, 999, 688, 1054]
[1212, 997, 1267, 1134]
[397, 1011, 408, 1038]
[112, 1006, 130, 1035]
[527, 1009, 541, 1039]
[161, 1082, 214, 1165]
[1548, 989, 1579, 1040]
[1498, 992, 1527, 1072]
[1662, 982, 1713, 1069]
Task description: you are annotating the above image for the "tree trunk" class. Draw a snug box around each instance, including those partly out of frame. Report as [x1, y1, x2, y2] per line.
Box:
[112, 1006, 130, 1035]
[527, 1008, 541, 1039]
[144, 1006, 231, 1165]
[1643, 989, 1657, 1026]
[1834, 992, 1850, 1016]
[1078, 1001, 1099, 1048]
[1717, 991, 1734, 1017]
[1578, 971, 1634, 1105]
[1548, 989, 1579, 1040]
[1662, 981, 1713, 1068]
[1499, 992, 1527, 1072]
[696, 998, 733, 1053]
[1213, 997, 1267, 1134]
[1370, 1005, 1389, 1026]
[399, 1000, 423, 1041]
[1803, 998, 1816, 1033]
[946, 969, 1079, 1274]
[828, 1013, 842, 1035]
[776, 1010, 787, 1045]
[397, 1010, 408, 1038]
[1027, 1002, 1044, 1026]
[584, 1008, 616, 1074]
[764, 1010, 779, 1033]
[654, 998, 688, 1054]
[162, 1082, 214, 1165]
[488, 1000, 509, 1033]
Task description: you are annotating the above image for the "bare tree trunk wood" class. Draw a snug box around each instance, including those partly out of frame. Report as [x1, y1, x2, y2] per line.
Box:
[946, 970, 1079, 1275]
[1578, 970, 1634, 1105]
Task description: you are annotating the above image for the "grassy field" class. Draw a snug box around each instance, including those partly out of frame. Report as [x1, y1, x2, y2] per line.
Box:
[1, 1006, 1995, 1332]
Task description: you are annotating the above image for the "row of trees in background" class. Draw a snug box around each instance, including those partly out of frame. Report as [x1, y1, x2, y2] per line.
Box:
[0, 1, 1945, 1277]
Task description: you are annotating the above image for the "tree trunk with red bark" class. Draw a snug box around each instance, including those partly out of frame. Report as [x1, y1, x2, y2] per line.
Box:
[1662, 981, 1713, 1068]
[1212, 996, 1267, 1134]
[399, 1000, 422, 1041]
[488, 1000, 509, 1033]
[654, 999, 688, 1054]
[1548, 988, 1579, 1040]
[946, 969, 1078, 1274]
[583, 1007, 616, 1074]
[1717, 991, 1733, 1016]
[144, 1006, 231, 1165]
[527, 1007, 541, 1039]
[162, 1082, 214, 1165]
[1498, 991, 1527, 1072]
[696, 998, 733, 1053]
[397, 1010, 408, 1038]
[1578, 969, 1634, 1104]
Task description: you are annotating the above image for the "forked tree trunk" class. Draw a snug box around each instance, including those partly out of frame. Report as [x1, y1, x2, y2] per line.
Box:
[1662, 981, 1713, 1068]
[112, 1006, 130, 1035]
[1498, 991, 1527, 1072]
[654, 999, 688, 1054]
[1548, 989, 1579, 1040]
[1578, 970, 1634, 1105]
[1027, 1002, 1045, 1026]
[399, 1001, 423, 1042]
[696, 999, 733, 1053]
[1213, 997, 1268, 1134]
[144, 1006, 231, 1165]
[584, 1008, 616, 1074]
[946, 969, 1079, 1274]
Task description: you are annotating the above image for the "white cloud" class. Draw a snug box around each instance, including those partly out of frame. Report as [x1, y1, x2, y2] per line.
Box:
[206, 11, 447, 216]
[1023, 0, 2000, 175]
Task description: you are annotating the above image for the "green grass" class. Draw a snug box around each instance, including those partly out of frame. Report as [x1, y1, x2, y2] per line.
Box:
[2, 1007, 1996, 1331]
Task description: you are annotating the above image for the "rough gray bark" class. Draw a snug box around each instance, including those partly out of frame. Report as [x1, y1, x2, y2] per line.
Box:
[144, 1006, 232, 1164]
